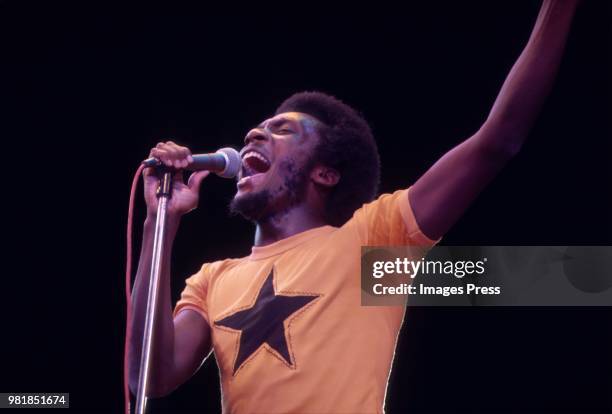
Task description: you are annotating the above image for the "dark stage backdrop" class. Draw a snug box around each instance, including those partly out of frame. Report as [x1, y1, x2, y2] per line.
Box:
[1, 1, 610, 413]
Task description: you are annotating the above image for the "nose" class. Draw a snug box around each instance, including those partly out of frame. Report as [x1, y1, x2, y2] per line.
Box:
[244, 128, 268, 146]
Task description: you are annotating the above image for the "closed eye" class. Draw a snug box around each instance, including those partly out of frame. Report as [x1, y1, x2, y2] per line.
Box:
[270, 119, 296, 134]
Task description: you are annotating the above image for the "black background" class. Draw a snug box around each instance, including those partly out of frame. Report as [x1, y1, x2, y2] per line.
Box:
[1, 1, 610, 413]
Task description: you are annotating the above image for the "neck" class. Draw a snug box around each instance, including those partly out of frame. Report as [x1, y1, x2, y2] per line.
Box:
[253, 204, 327, 247]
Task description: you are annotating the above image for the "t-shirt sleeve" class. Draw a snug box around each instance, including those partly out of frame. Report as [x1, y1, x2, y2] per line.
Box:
[173, 263, 211, 323]
[346, 186, 441, 247]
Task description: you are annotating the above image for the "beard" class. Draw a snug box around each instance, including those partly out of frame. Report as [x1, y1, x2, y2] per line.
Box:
[229, 189, 272, 222]
[229, 158, 311, 223]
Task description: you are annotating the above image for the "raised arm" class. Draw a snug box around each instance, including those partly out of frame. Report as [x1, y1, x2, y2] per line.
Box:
[409, 0, 580, 240]
[129, 142, 212, 397]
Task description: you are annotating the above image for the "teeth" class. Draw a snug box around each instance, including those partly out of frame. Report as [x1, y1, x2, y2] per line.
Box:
[242, 151, 270, 166]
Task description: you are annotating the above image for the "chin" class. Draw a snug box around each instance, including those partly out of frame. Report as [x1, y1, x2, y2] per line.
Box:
[229, 189, 272, 222]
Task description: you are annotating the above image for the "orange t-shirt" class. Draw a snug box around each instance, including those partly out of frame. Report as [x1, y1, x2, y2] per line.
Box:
[173, 188, 438, 414]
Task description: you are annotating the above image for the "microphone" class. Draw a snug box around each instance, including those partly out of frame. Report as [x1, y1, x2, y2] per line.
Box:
[142, 147, 241, 178]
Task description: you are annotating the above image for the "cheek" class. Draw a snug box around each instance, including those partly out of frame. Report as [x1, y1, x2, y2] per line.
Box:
[276, 158, 298, 179]
[270, 140, 316, 183]
[290, 142, 316, 167]
[267, 159, 300, 191]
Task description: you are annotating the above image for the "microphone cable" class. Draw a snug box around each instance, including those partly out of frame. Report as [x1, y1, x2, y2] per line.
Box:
[124, 164, 144, 414]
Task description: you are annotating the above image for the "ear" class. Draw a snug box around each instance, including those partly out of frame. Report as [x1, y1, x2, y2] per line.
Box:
[310, 165, 340, 188]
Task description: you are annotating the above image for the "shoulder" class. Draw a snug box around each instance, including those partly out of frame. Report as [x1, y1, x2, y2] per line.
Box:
[200, 256, 248, 279]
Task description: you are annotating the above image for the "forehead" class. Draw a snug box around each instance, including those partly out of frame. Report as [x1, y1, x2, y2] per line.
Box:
[257, 112, 320, 129]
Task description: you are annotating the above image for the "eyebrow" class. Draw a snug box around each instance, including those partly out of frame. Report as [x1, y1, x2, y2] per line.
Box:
[257, 117, 294, 130]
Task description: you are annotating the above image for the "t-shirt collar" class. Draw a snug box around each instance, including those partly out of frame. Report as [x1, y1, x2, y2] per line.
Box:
[249, 225, 336, 260]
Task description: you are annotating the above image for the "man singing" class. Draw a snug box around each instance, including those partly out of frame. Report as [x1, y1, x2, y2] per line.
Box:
[129, 1, 580, 412]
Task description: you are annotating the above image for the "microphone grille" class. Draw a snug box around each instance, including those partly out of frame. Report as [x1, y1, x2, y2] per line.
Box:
[216, 147, 241, 178]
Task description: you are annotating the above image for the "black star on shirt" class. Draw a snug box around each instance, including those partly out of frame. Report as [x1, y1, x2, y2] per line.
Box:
[214, 269, 319, 375]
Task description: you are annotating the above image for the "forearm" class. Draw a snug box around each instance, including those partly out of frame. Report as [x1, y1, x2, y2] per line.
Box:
[480, 0, 578, 152]
[129, 214, 180, 396]
[410, 1, 579, 240]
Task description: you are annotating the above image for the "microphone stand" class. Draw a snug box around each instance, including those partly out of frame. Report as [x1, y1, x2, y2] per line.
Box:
[135, 169, 173, 414]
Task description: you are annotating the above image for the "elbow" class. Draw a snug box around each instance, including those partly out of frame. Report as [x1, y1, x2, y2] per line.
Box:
[494, 137, 523, 160]
[128, 345, 176, 398]
[476, 122, 526, 162]
[128, 377, 138, 399]
[146, 385, 174, 399]
[129, 382, 174, 399]
[128, 357, 138, 397]
[129, 371, 174, 399]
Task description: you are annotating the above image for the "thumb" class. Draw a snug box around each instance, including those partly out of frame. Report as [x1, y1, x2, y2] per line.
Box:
[142, 165, 156, 179]
[187, 170, 210, 192]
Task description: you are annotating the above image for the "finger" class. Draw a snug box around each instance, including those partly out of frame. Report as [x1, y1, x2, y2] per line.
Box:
[163, 143, 180, 159]
[161, 153, 175, 168]
[154, 142, 175, 159]
[166, 142, 191, 160]
[150, 148, 168, 159]
[179, 149, 192, 168]
[173, 157, 189, 169]
[143, 165, 157, 178]
[151, 142, 192, 168]
[150, 148, 174, 167]
[154, 141, 178, 157]
[178, 146, 191, 158]
[150, 146, 163, 159]
[159, 142, 192, 166]
[187, 170, 210, 192]
[168, 148, 190, 169]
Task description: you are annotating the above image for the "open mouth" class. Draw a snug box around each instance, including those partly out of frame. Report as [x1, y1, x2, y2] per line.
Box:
[238, 150, 271, 188]
[242, 150, 271, 176]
